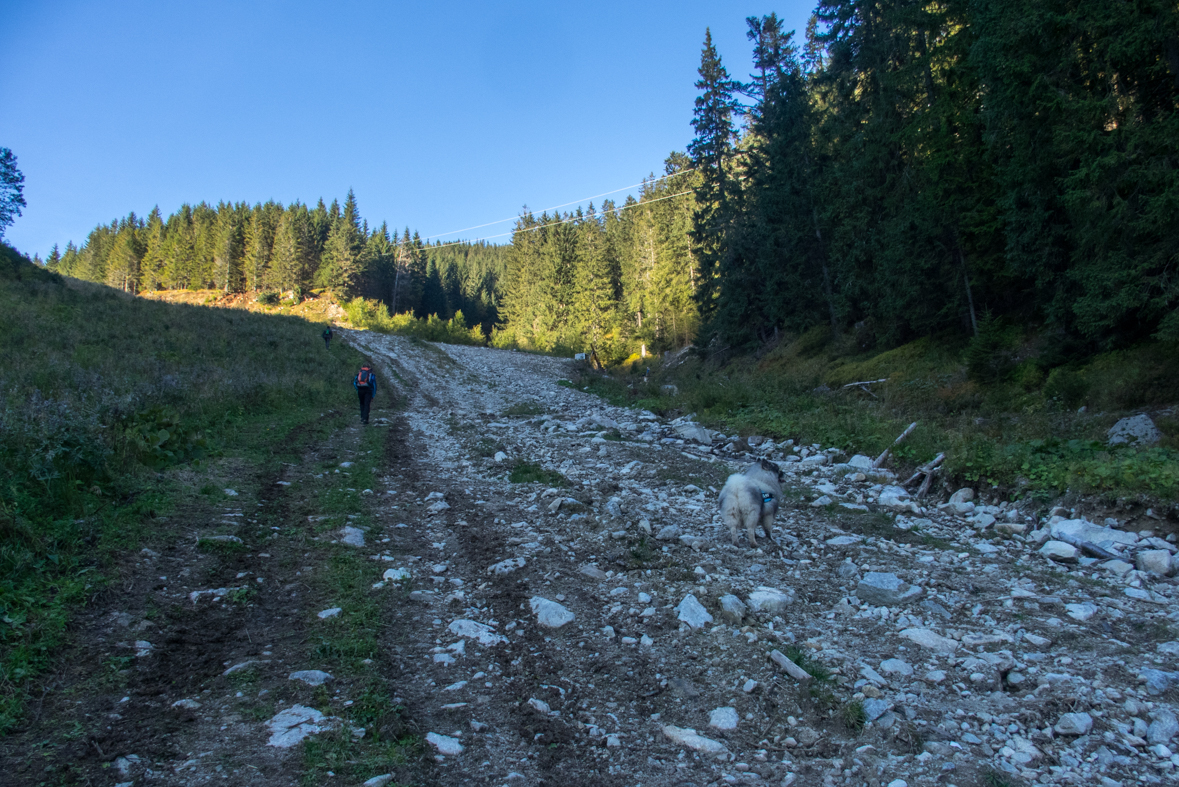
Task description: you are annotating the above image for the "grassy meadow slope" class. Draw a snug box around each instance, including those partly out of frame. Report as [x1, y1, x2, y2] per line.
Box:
[0, 243, 362, 732]
[585, 324, 1179, 507]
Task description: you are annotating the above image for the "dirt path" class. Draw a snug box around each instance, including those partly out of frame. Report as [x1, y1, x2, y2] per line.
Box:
[5, 332, 1178, 787]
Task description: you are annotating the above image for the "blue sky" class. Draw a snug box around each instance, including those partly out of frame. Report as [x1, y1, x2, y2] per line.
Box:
[1, 0, 814, 257]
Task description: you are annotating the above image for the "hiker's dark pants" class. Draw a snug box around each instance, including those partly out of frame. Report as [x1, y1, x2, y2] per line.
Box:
[357, 389, 373, 423]
[324, 336, 331, 349]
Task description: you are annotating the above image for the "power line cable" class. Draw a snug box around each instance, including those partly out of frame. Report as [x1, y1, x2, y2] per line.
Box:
[415, 188, 695, 252]
[421, 168, 697, 240]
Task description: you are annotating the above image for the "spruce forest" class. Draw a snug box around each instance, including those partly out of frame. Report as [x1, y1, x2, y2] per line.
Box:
[45, 0, 1179, 363]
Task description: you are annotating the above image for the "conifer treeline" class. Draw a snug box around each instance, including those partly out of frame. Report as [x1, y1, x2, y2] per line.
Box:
[492, 156, 699, 358]
[47, 191, 506, 331]
[688, 1, 1179, 351]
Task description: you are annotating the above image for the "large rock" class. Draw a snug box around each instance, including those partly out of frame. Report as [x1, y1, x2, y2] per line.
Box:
[848, 455, 874, 470]
[949, 488, 975, 504]
[1050, 518, 1139, 548]
[709, 707, 739, 730]
[718, 594, 748, 624]
[1038, 541, 1079, 562]
[1054, 712, 1093, 736]
[899, 628, 959, 654]
[856, 573, 922, 606]
[1137, 550, 1174, 577]
[674, 424, 712, 444]
[448, 618, 509, 646]
[529, 597, 575, 629]
[1148, 710, 1179, 745]
[487, 557, 526, 576]
[747, 587, 794, 614]
[661, 725, 728, 754]
[267, 705, 339, 748]
[863, 698, 893, 721]
[337, 526, 365, 547]
[879, 486, 920, 514]
[676, 594, 714, 629]
[425, 732, 464, 755]
[1107, 414, 1162, 446]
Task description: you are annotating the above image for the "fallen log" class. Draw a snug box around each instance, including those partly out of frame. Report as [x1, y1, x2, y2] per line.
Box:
[903, 452, 945, 487]
[873, 422, 918, 468]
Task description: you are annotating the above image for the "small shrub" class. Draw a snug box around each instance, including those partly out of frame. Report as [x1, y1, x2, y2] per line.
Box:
[841, 699, 867, 732]
[503, 401, 545, 417]
[1043, 366, 1089, 408]
[964, 314, 1019, 383]
[256, 291, 280, 305]
[508, 461, 565, 486]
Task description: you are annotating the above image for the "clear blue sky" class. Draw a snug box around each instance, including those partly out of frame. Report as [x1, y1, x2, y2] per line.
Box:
[1, 0, 814, 257]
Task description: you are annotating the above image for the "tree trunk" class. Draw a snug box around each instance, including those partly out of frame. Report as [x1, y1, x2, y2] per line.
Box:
[957, 244, 979, 337]
[812, 206, 839, 335]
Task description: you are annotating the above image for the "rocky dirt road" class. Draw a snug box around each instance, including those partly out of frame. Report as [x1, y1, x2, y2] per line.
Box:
[342, 331, 1179, 787]
[6, 333, 1179, 787]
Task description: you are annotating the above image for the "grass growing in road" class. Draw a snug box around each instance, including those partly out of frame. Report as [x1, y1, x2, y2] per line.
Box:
[508, 461, 566, 486]
[296, 413, 418, 785]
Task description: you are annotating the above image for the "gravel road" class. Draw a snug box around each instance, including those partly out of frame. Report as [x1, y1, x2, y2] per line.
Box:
[342, 331, 1179, 787]
[6, 332, 1177, 787]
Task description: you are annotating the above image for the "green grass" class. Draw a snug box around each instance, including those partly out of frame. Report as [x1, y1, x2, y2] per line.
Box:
[508, 461, 566, 486]
[0, 250, 364, 733]
[840, 699, 867, 732]
[295, 415, 417, 785]
[502, 401, 546, 417]
[571, 324, 1179, 502]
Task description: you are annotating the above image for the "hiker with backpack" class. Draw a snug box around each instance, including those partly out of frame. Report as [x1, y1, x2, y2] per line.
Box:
[353, 363, 377, 424]
[322, 325, 332, 349]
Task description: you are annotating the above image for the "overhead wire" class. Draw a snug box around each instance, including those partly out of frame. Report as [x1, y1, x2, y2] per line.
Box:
[420, 167, 697, 241]
[415, 188, 695, 252]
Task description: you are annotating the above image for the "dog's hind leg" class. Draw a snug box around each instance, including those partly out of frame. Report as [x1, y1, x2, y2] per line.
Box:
[759, 509, 778, 549]
[720, 496, 741, 546]
[745, 509, 763, 549]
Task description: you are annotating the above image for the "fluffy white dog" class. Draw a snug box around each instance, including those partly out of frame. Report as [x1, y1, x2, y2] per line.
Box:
[718, 459, 784, 548]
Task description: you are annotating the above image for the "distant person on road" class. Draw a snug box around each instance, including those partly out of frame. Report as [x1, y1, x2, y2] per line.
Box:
[353, 363, 376, 425]
[322, 325, 333, 349]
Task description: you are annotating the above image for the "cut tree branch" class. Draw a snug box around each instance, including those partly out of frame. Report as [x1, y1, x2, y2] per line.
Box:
[873, 422, 918, 468]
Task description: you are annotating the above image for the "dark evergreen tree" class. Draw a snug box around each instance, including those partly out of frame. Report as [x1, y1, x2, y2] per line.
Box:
[0, 147, 26, 240]
[688, 29, 741, 327]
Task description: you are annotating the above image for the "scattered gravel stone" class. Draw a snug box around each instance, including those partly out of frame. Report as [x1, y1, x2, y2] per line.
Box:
[1039, 541, 1080, 562]
[1137, 549, 1174, 577]
[899, 628, 959, 654]
[676, 594, 714, 629]
[661, 724, 728, 754]
[289, 670, 333, 686]
[448, 619, 508, 646]
[1054, 712, 1094, 736]
[709, 707, 739, 730]
[746, 587, 793, 614]
[267, 705, 339, 748]
[530, 597, 575, 629]
[718, 594, 748, 624]
[880, 658, 913, 676]
[1147, 710, 1179, 745]
[425, 732, 464, 756]
[363, 775, 393, 787]
[856, 572, 922, 605]
[317, 607, 342, 619]
[863, 698, 893, 721]
[1065, 602, 1097, 622]
[487, 557, 527, 575]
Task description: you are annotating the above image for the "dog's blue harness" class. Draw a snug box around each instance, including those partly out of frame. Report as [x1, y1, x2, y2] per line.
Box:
[761, 491, 774, 506]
